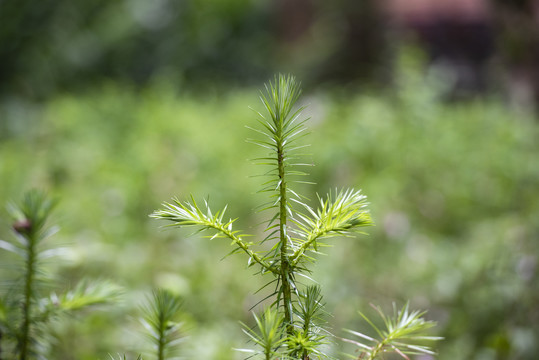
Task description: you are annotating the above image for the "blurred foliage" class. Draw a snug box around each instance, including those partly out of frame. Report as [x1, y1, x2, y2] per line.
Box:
[0, 64, 538, 360]
[3, 0, 539, 108]
[0, 0, 274, 98]
[0, 0, 392, 100]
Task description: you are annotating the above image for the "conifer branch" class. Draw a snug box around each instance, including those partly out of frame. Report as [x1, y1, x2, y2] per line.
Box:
[150, 197, 278, 274]
[38, 280, 123, 318]
[238, 308, 287, 360]
[290, 189, 372, 267]
[343, 303, 442, 360]
[290, 285, 329, 359]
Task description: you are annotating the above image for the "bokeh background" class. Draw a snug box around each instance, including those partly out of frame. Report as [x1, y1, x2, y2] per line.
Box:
[1, 0, 538, 359]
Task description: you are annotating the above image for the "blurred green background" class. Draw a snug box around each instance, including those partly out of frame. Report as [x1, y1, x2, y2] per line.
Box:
[1, 0, 538, 359]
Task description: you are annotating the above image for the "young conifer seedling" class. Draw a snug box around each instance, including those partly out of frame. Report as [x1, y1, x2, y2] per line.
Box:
[0, 190, 122, 359]
[139, 289, 184, 360]
[111, 289, 183, 360]
[151, 75, 439, 359]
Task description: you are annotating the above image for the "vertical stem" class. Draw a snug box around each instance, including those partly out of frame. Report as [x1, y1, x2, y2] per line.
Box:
[157, 336, 164, 360]
[19, 231, 36, 360]
[278, 141, 294, 335]
[157, 310, 165, 360]
[302, 317, 310, 360]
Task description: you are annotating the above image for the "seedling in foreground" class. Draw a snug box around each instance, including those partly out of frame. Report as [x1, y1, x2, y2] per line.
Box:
[151, 75, 439, 359]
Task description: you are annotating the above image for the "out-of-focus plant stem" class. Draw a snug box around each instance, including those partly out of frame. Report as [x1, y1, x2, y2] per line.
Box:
[19, 224, 37, 360]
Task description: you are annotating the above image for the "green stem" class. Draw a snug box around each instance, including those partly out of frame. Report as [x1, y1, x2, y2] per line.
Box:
[302, 322, 310, 360]
[203, 220, 278, 275]
[277, 143, 294, 335]
[20, 231, 37, 360]
[290, 232, 324, 267]
[368, 342, 384, 360]
[157, 320, 165, 360]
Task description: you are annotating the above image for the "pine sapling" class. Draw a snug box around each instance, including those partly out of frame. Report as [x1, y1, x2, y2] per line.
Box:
[151, 74, 440, 359]
[0, 191, 122, 359]
[151, 75, 372, 359]
[139, 289, 183, 360]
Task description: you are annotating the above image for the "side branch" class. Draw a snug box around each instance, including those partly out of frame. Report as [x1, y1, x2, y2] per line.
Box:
[150, 197, 278, 275]
[290, 189, 373, 267]
[289, 231, 326, 267]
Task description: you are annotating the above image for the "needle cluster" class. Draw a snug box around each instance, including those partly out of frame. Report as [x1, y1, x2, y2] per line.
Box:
[343, 303, 442, 360]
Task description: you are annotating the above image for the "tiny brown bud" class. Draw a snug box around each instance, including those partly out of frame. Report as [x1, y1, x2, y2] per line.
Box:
[13, 219, 32, 234]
